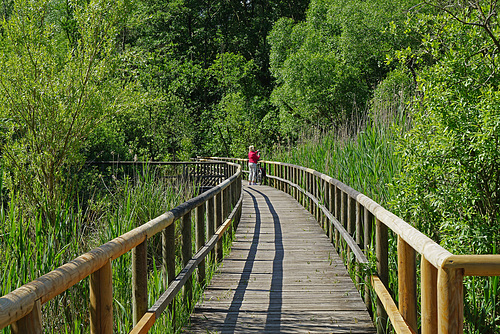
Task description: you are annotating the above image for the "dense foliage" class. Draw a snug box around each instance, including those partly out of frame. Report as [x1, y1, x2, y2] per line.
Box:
[1, 0, 500, 332]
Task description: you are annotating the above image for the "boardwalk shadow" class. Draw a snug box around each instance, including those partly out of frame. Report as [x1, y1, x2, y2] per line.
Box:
[222, 187, 283, 332]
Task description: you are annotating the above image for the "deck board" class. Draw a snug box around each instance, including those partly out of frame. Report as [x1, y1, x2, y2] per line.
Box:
[184, 184, 376, 333]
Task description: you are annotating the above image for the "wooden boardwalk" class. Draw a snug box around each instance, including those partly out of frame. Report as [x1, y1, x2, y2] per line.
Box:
[185, 184, 376, 333]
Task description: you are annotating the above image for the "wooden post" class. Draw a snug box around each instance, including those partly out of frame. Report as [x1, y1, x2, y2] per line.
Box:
[133, 239, 148, 326]
[89, 259, 113, 334]
[324, 179, 330, 234]
[438, 266, 464, 334]
[277, 165, 281, 191]
[355, 202, 362, 289]
[364, 207, 373, 315]
[376, 218, 388, 334]
[304, 170, 308, 207]
[315, 176, 319, 222]
[182, 212, 193, 305]
[309, 173, 312, 212]
[223, 187, 231, 237]
[11, 299, 42, 334]
[421, 255, 438, 334]
[196, 204, 206, 286]
[335, 186, 341, 250]
[340, 191, 347, 258]
[162, 221, 176, 328]
[300, 170, 307, 208]
[347, 196, 355, 263]
[215, 192, 223, 261]
[293, 167, 297, 200]
[397, 236, 417, 332]
[208, 197, 215, 261]
[284, 166, 288, 194]
[328, 183, 334, 243]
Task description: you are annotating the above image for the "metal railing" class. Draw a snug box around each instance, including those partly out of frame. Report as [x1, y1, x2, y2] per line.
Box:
[0, 161, 242, 333]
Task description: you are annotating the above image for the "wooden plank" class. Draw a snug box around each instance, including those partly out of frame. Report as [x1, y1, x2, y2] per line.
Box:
[129, 312, 155, 334]
[266, 175, 368, 264]
[186, 184, 375, 333]
[442, 255, 500, 276]
[371, 276, 416, 334]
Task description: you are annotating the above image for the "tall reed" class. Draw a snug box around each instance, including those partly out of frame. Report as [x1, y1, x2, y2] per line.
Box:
[271, 123, 499, 333]
[0, 164, 226, 333]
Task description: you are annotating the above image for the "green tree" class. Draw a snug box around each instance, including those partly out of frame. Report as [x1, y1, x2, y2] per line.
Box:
[0, 0, 128, 223]
[268, 0, 420, 139]
[392, 5, 500, 330]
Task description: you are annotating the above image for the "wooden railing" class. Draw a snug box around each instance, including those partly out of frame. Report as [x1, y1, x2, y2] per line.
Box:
[0, 161, 242, 333]
[211, 157, 500, 334]
[90, 161, 231, 190]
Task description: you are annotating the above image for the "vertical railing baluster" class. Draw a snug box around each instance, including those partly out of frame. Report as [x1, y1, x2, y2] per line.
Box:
[163, 220, 176, 328]
[438, 267, 464, 334]
[328, 182, 334, 243]
[341, 191, 347, 258]
[223, 187, 230, 236]
[90, 259, 113, 334]
[215, 192, 223, 261]
[182, 212, 193, 305]
[364, 207, 373, 315]
[308, 172, 312, 214]
[335, 186, 341, 251]
[398, 236, 417, 332]
[421, 256, 438, 334]
[313, 175, 318, 222]
[355, 202, 362, 290]
[347, 196, 355, 266]
[375, 218, 388, 334]
[208, 197, 215, 261]
[11, 299, 43, 334]
[288, 166, 291, 194]
[302, 169, 306, 208]
[196, 204, 206, 286]
[324, 179, 329, 234]
[132, 239, 148, 326]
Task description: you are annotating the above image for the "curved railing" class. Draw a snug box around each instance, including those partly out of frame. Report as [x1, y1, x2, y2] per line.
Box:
[210, 157, 500, 334]
[0, 161, 243, 333]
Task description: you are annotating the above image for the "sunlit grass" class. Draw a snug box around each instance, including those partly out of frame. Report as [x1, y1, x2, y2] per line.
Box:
[0, 166, 232, 333]
[270, 122, 499, 333]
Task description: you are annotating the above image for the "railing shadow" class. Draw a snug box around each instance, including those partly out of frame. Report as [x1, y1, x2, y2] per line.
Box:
[222, 186, 284, 332]
[252, 187, 284, 332]
[222, 189, 261, 329]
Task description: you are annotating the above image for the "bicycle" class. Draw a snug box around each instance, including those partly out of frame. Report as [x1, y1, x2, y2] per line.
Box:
[256, 163, 266, 185]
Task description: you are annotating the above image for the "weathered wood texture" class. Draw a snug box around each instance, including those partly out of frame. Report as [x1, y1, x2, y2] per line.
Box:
[185, 184, 375, 333]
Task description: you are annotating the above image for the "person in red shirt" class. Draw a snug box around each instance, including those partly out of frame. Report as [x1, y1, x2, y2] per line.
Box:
[248, 145, 260, 185]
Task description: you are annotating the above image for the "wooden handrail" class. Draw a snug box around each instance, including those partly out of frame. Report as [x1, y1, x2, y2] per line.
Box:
[0, 161, 242, 332]
[130, 194, 244, 333]
[208, 157, 500, 334]
[267, 174, 368, 263]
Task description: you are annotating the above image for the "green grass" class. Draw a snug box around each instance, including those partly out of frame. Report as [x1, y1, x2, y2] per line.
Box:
[0, 165, 233, 333]
[270, 123, 499, 333]
[271, 124, 400, 205]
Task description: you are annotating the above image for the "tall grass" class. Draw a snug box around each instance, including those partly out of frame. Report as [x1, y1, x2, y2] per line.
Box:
[271, 123, 400, 205]
[0, 165, 227, 333]
[271, 122, 499, 333]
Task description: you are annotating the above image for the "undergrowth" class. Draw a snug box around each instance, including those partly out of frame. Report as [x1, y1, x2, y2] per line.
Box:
[0, 166, 232, 333]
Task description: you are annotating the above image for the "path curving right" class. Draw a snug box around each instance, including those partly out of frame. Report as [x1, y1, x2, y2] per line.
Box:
[185, 184, 376, 333]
